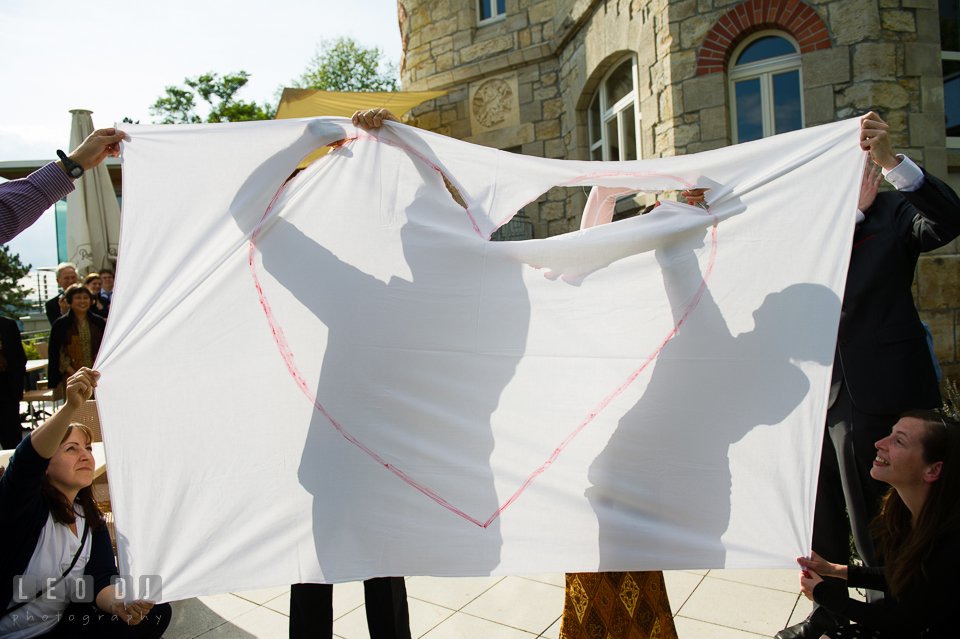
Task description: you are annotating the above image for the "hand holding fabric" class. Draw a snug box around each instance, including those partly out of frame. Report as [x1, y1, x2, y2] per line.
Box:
[798, 551, 847, 579]
[681, 188, 709, 206]
[799, 568, 824, 601]
[860, 112, 900, 171]
[352, 108, 400, 130]
[64, 367, 99, 408]
[68, 128, 126, 172]
[111, 599, 155, 626]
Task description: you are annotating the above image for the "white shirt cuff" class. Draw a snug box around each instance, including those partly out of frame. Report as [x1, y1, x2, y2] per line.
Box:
[883, 155, 925, 192]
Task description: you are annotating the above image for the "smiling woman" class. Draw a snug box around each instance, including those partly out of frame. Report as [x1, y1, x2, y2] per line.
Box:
[47, 284, 105, 392]
[794, 410, 960, 639]
[0, 368, 173, 637]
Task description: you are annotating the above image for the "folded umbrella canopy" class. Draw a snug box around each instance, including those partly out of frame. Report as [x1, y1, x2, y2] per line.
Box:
[66, 109, 120, 275]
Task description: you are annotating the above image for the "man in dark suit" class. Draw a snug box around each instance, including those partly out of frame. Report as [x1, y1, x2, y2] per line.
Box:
[0, 316, 26, 450]
[44, 262, 78, 326]
[778, 115, 960, 638]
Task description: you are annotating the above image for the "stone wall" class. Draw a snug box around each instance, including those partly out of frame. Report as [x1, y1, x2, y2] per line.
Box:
[400, 0, 588, 237]
[399, 0, 960, 381]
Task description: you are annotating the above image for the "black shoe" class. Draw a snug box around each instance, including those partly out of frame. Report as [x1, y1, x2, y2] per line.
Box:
[775, 608, 837, 639]
[775, 620, 826, 639]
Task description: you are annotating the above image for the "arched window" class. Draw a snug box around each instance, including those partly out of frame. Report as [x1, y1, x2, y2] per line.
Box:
[588, 56, 640, 161]
[729, 32, 803, 143]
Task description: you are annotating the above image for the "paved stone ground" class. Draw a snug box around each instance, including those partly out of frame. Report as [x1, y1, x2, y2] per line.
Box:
[162, 568, 840, 639]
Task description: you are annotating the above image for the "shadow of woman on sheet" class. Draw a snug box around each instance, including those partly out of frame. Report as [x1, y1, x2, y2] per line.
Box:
[586, 226, 839, 569]
[259, 157, 529, 578]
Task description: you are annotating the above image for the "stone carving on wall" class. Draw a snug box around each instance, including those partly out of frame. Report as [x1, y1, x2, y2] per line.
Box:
[469, 73, 521, 135]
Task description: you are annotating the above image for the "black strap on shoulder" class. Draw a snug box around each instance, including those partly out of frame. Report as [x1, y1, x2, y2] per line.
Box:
[1, 520, 90, 619]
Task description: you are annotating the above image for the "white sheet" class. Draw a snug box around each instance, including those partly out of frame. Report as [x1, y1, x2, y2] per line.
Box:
[99, 116, 863, 601]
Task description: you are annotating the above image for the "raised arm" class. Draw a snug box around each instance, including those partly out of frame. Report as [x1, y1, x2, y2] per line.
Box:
[0, 165, 74, 244]
[0, 128, 124, 244]
[860, 112, 960, 251]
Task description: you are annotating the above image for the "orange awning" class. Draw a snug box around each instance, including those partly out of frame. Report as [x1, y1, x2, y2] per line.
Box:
[275, 88, 449, 168]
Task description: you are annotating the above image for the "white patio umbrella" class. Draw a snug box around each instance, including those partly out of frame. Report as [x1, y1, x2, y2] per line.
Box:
[66, 109, 120, 276]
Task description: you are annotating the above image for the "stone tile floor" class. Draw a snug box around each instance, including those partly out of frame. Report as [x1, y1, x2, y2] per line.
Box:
[163, 569, 830, 639]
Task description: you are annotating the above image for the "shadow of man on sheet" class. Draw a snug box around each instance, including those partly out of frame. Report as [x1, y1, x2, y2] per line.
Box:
[259, 164, 529, 577]
[586, 226, 839, 569]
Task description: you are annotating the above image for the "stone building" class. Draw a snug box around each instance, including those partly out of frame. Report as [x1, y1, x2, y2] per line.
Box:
[397, 0, 960, 381]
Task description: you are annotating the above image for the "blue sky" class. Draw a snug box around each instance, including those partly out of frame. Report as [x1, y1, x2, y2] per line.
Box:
[1, 0, 403, 271]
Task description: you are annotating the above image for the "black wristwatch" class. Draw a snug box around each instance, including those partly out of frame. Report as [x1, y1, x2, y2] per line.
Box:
[56, 150, 84, 179]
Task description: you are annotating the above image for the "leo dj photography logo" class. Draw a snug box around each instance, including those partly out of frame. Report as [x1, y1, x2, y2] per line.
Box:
[11, 574, 162, 605]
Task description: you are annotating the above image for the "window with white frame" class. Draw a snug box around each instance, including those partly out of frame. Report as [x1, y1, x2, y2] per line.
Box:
[478, 0, 505, 24]
[729, 32, 803, 144]
[942, 0, 960, 148]
[588, 56, 640, 161]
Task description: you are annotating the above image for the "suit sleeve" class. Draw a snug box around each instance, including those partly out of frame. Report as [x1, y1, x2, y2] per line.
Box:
[45, 298, 61, 326]
[892, 169, 960, 252]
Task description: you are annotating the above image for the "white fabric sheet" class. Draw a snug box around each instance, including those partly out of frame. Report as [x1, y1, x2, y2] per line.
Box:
[100, 117, 864, 601]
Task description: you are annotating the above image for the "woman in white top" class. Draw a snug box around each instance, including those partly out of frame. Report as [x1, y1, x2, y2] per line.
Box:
[0, 368, 171, 638]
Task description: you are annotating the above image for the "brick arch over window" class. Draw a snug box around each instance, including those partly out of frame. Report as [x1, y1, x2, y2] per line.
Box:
[696, 0, 830, 76]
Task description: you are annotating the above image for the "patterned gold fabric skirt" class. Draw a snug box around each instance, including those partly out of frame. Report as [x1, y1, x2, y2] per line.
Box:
[560, 572, 678, 639]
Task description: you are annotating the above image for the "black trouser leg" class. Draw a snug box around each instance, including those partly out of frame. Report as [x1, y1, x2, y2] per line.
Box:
[363, 577, 411, 639]
[289, 582, 333, 638]
[812, 387, 892, 606]
[812, 418, 850, 600]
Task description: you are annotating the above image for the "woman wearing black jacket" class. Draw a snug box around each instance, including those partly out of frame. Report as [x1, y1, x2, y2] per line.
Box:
[796, 410, 960, 638]
[47, 285, 105, 391]
[0, 368, 171, 637]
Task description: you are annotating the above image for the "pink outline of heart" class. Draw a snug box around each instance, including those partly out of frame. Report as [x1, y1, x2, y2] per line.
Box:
[248, 135, 719, 528]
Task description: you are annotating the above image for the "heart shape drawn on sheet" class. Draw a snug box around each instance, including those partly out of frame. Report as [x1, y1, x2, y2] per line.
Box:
[248, 135, 719, 528]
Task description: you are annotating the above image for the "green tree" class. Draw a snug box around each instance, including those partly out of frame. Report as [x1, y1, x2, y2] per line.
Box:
[150, 71, 276, 124]
[289, 37, 399, 92]
[0, 246, 33, 316]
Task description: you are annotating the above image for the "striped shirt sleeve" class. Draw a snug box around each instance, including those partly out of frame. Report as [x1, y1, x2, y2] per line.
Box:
[0, 162, 75, 244]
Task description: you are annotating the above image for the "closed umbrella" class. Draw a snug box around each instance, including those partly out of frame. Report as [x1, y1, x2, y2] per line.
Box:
[66, 109, 120, 276]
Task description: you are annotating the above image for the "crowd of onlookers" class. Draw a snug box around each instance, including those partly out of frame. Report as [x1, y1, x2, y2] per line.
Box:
[0, 261, 115, 451]
[43, 263, 112, 397]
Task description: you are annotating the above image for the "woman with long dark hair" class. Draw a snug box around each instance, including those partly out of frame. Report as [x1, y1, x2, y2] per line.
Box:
[0, 368, 171, 637]
[796, 409, 960, 638]
[47, 285, 105, 391]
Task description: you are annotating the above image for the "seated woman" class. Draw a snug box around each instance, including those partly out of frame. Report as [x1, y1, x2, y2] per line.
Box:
[82, 274, 109, 319]
[47, 285, 105, 393]
[797, 410, 960, 639]
[0, 368, 171, 637]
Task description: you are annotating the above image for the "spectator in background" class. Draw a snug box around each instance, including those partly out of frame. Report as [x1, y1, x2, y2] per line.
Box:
[0, 316, 26, 450]
[47, 285, 105, 393]
[0, 128, 124, 245]
[99, 267, 115, 304]
[44, 262, 78, 326]
[83, 273, 109, 319]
